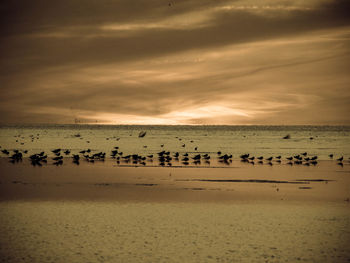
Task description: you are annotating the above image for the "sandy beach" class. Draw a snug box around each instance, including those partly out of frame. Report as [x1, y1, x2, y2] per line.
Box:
[1, 158, 350, 262]
[1, 201, 349, 263]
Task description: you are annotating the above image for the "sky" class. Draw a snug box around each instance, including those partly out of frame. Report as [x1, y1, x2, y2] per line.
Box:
[0, 0, 349, 125]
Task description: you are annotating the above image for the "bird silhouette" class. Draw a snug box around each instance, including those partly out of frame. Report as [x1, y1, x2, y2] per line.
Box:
[337, 156, 343, 162]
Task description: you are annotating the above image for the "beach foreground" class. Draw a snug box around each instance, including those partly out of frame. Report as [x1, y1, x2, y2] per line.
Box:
[0, 159, 350, 262]
[0, 201, 349, 263]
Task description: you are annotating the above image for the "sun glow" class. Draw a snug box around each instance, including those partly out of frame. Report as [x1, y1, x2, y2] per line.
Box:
[76, 105, 253, 125]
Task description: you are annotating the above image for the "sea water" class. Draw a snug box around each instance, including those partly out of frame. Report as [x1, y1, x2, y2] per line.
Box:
[0, 125, 349, 160]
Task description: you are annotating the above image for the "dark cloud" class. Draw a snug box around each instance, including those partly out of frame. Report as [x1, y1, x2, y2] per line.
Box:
[0, 0, 350, 124]
[1, 0, 350, 70]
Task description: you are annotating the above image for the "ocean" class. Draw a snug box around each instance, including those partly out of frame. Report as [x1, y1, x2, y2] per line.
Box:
[0, 124, 349, 160]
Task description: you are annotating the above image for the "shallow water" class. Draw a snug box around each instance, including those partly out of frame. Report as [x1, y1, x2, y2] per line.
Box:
[1, 125, 350, 262]
[0, 124, 349, 160]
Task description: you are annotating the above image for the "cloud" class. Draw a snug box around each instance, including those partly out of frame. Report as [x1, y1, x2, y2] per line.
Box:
[0, 0, 350, 124]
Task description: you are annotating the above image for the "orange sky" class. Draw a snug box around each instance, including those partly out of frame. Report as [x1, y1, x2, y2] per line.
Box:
[0, 0, 349, 125]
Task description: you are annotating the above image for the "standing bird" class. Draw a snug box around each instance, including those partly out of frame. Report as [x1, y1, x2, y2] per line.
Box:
[2, 149, 9, 155]
[52, 148, 61, 154]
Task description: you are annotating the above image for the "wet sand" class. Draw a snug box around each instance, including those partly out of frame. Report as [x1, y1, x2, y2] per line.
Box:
[0, 158, 349, 202]
[1, 159, 350, 262]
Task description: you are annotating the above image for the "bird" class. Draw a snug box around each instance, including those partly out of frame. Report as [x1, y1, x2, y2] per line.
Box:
[240, 154, 249, 159]
[2, 149, 9, 155]
[337, 156, 343, 162]
[203, 155, 210, 160]
[111, 150, 118, 157]
[10, 152, 22, 162]
[266, 157, 273, 161]
[52, 148, 61, 154]
[138, 131, 147, 138]
[294, 155, 302, 160]
[329, 154, 333, 158]
[192, 154, 201, 160]
[158, 151, 165, 157]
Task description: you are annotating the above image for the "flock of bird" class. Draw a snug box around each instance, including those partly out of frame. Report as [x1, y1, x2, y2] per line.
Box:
[0, 145, 347, 168]
[239, 152, 333, 166]
[0, 131, 348, 167]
